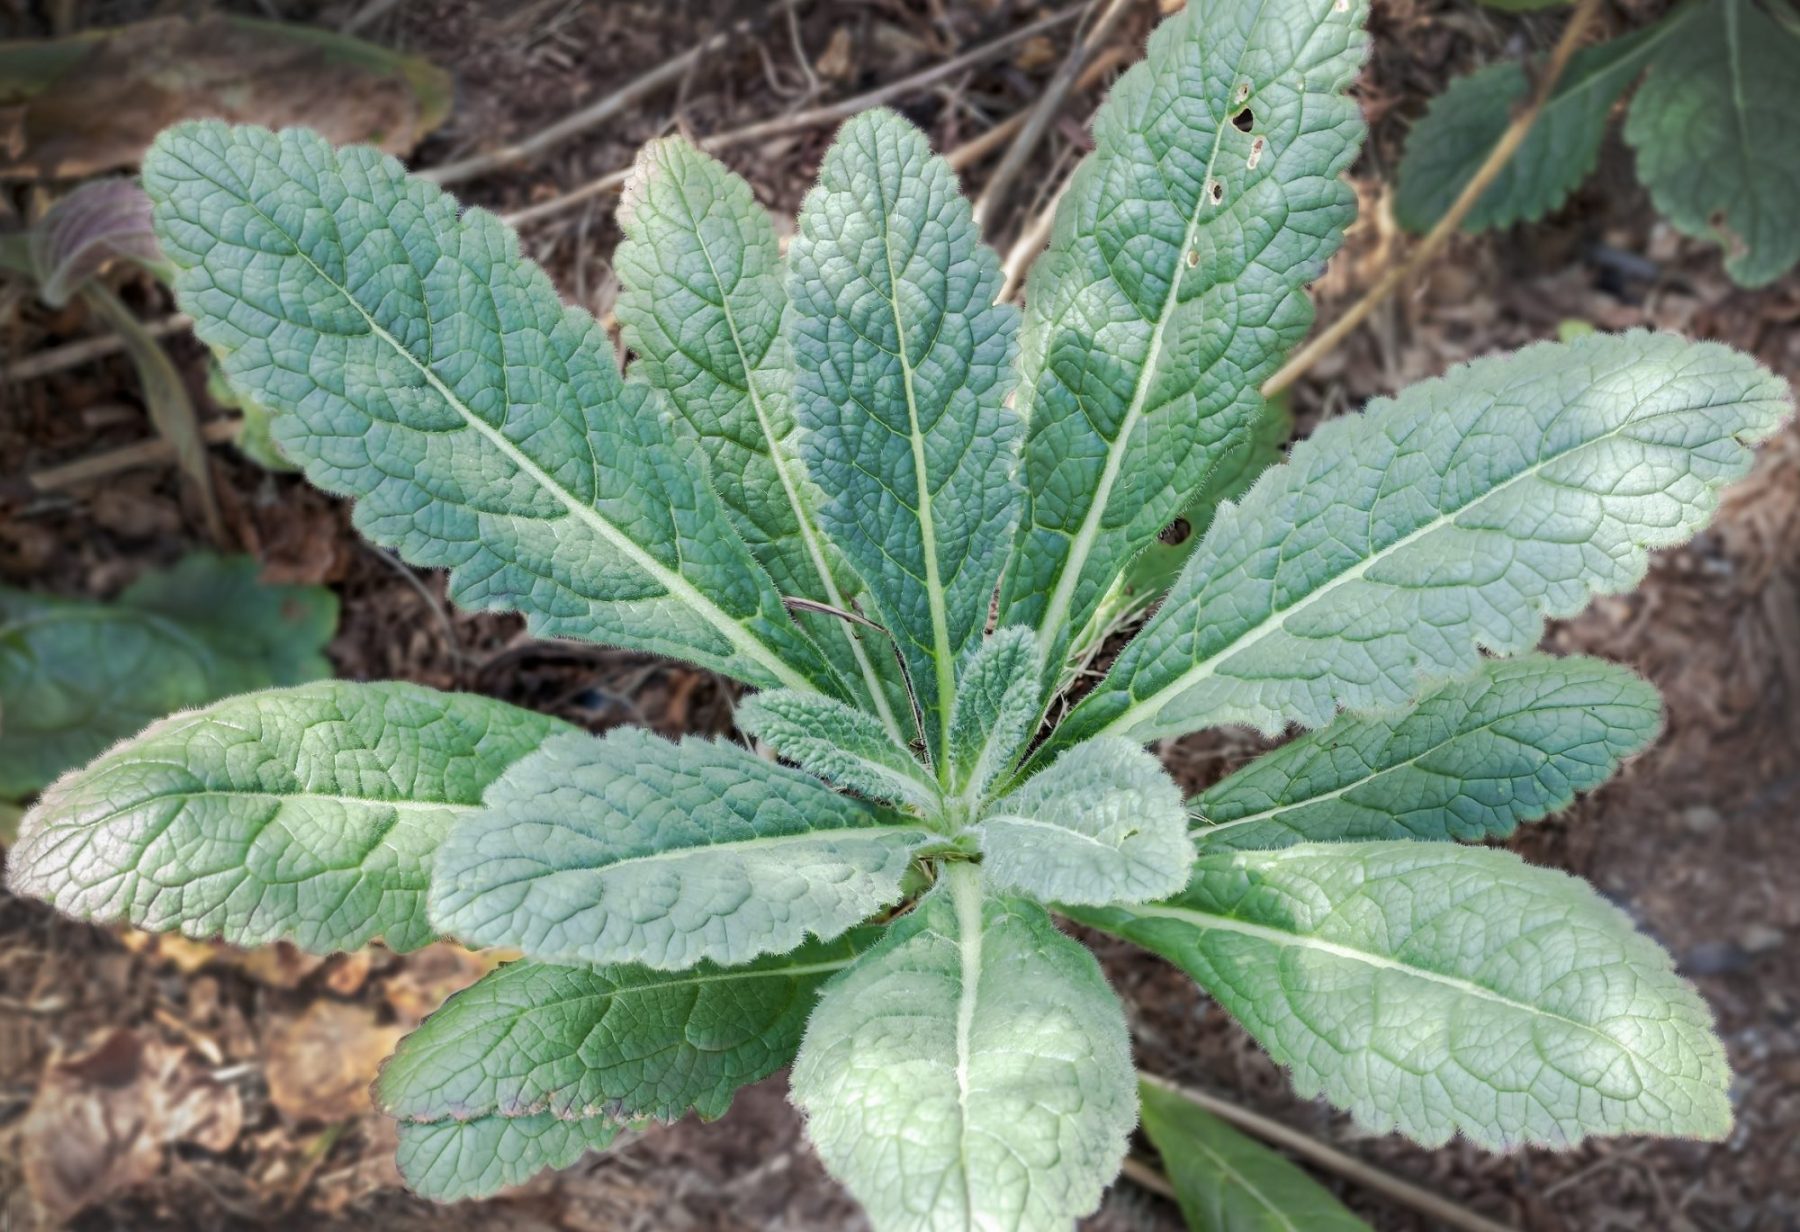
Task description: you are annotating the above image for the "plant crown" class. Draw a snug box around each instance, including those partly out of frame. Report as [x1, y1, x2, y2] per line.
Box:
[8, 0, 1792, 1225]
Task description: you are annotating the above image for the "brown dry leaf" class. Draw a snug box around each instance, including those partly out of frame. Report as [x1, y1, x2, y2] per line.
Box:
[234, 940, 326, 989]
[322, 948, 375, 996]
[265, 1002, 403, 1124]
[19, 1028, 242, 1221]
[0, 15, 452, 181]
[379, 942, 507, 1027]
[118, 927, 219, 975]
[816, 27, 855, 82]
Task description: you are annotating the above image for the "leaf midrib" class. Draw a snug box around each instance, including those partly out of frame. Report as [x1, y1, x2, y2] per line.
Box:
[1127, 899, 1623, 1045]
[1030, 0, 1276, 660]
[165, 147, 815, 695]
[1097, 384, 1714, 741]
[870, 152, 957, 777]
[676, 181, 909, 743]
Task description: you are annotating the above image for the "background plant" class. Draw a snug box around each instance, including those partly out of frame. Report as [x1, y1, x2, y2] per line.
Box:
[6, 1, 1791, 1229]
[1395, 0, 1800, 287]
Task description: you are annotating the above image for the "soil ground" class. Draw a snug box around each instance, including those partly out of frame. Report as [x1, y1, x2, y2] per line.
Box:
[1, 1, 1796, 1229]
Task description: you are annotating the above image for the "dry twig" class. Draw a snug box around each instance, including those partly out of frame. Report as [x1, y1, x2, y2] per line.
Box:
[421, 0, 804, 186]
[3, 314, 190, 382]
[972, 0, 1138, 232]
[501, 3, 1088, 227]
[1260, 0, 1605, 398]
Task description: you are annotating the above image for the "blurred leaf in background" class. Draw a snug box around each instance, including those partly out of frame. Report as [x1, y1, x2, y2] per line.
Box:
[0, 554, 337, 803]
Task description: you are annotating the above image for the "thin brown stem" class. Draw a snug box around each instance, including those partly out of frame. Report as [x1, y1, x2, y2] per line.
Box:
[1260, 0, 1605, 399]
[1136, 1072, 1517, 1232]
[972, 0, 1138, 231]
[22, 417, 240, 493]
[4, 314, 190, 382]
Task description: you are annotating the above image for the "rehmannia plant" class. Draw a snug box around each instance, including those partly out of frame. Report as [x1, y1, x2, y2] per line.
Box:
[7, 0, 1792, 1225]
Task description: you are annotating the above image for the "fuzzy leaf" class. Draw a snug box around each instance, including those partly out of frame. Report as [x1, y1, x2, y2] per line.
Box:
[143, 121, 834, 694]
[1137, 1077, 1370, 1232]
[999, 0, 1367, 665]
[6, 682, 569, 953]
[430, 727, 933, 969]
[395, 1113, 619, 1202]
[791, 869, 1136, 1232]
[615, 137, 908, 730]
[737, 690, 937, 812]
[1624, 0, 1800, 287]
[946, 626, 1044, 801]
[0, 555, 334, 801]
[1394, 21, 1676, 233]
[1070, 396, 1292, 672]
[787, 109, 1021, 758]
[1070, 842, 1732, 1149]
[977, 738, 1193, 906]
[1055, 331, 1791, 750]
[378, 931, 874, 1128]
[1197, 654, 1662, 850]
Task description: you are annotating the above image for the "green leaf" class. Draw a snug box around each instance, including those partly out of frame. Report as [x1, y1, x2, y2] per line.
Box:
[787, 109, 1021, 761]
[0, 554, 335, 801]
[378, 931, 874, 1128]
[945, 625, 1043, 801]
[1196, 654, 1662, 850]
[1055, 331, 1791, 751]
[791, 866, 1136, 1232]
[143, 121, 834, 694]
[1395, 20, 1678, 234]
[394, 1112, 619, 1202]
[430, 727, 933, 969]
[737, 690, 937, 812]
[5, 681, 568, 953]
[978, 738, 1193, 906]
[1623, 0, 1800, 286]
[1069, 842, 1732, 1149]
[1137, 1077, 1370, 1232]
[615, 137, 908, 734]
[1069, 395, 1292, 675]
[999, 0, 1367, 666]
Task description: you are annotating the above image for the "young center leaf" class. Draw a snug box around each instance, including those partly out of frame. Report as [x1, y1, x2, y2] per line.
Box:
[737, 690, 938, 813]
[1394, 18, 1682, 233]
[377, 931, 877, 1132]
[1196, 654, 1662, 850]
[429, 727, 934, 969]
[945, 625, 1043, 801]
[1623, 0, 1800, 287]
[144, 121, 835, 694]
[394, 1113, 620, 1203]
[1069, 842, 1732, 1149]
[1137, 1077, 1370, 1232]
[6, 682, 571, 953]
[791, 867, 1137, 1232]
[0, 554, 335, 800]
[1053, 331, 1790, 752]
[999, 0, 1367, 669]
[975, 737, 1193, 906]
[787, 109, 1021, 760]
[615, 137, 908, 732]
